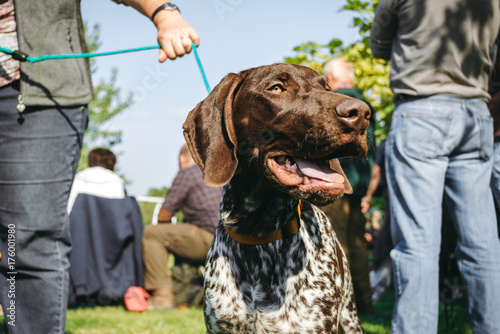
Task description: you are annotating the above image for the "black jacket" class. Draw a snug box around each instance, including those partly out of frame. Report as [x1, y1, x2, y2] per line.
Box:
[68, 194, 144, 306]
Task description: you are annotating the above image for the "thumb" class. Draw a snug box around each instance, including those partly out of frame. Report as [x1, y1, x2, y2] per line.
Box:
[158, 48, 168, 63]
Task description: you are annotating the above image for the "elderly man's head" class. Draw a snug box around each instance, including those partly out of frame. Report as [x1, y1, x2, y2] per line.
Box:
[179, 144, 195, 169]
[323, 58, 355, 91]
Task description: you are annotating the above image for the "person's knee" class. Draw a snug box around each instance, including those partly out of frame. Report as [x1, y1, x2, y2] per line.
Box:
[143, 224, 161, 242]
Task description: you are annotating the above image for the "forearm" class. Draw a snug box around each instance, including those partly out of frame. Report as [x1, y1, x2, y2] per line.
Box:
[370, 0, 399, 60]
[361, 164, 381, 213]
[114, 0, 174, 20]
[364, 171, 381, 201]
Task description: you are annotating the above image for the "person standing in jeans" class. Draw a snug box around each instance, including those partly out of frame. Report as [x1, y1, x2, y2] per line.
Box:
[371, 1, 500, 333]
[0, 1, 198, 333]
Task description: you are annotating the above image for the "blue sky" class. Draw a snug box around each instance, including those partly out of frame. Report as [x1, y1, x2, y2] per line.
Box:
[80, 0, 359, 196]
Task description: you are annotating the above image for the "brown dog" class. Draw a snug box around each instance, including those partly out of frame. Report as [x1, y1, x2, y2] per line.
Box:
[183, 63, 369, 333]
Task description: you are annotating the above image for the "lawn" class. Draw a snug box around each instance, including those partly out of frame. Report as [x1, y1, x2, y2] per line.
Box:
[0, 289, 472, 333]
[65, 305, 206, 334]
[358, 291, 472, 334]
[62, 290, 471, 334]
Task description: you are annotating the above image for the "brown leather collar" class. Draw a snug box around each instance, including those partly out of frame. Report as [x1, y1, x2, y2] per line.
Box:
[224, 201, 302, 245]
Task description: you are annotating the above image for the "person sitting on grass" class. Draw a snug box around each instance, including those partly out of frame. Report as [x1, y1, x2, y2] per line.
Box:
[67, 148, 126, 214]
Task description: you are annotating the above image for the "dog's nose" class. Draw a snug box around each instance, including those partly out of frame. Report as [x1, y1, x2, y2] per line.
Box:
[335, 98, 371, 131]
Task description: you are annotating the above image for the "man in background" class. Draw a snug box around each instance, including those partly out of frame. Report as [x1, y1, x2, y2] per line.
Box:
[142, 145, 222, 310]
[321, 58, 375, 314]
[371, 1, 500, 332]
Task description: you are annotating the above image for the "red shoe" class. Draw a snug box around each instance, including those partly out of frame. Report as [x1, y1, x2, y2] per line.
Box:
[124, 286, 151, 313]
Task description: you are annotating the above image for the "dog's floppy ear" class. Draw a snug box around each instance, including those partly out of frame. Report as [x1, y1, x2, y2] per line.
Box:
[329, 159, 353, 194]
[183, 72, 245, 187]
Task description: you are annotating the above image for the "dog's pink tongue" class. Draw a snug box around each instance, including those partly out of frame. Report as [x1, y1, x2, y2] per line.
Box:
[295, 158, 344, 183]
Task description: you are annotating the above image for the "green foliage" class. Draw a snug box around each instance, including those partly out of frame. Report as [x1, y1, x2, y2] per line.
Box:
[147, 187, 169, 198]
[77, 24, 132, 172]
[284, 0, 393, 144]
[84, 23, 102, 72]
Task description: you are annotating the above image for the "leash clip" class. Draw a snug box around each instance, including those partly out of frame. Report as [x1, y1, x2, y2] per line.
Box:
[12, 50, 29, 62]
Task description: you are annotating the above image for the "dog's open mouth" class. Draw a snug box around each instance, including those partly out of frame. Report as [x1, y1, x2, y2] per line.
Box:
[267, 156, 346, 197]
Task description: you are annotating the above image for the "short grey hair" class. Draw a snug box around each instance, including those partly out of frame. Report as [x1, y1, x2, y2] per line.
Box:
[323, 58, 355, 81]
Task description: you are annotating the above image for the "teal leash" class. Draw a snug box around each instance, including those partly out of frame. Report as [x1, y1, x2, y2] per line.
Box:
[191, 43, 211, 93]
[0, 42, 211, 93]
[0, 45, 161, 63]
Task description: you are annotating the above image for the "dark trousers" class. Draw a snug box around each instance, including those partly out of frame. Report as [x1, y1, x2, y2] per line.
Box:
[322, 196, 373, 309]
[0, 82, 87, 333]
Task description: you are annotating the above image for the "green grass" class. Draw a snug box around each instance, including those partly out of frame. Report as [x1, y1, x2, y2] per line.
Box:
[0, 290, 473, 333]
[358, 290, 472, 334]
[65, 306, 205, 334]
[63, 290, 471, 334]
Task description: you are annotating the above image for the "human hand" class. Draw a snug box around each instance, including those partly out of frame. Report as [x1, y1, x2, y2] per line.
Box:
[360, 196, 371, 213]
[364, 232, 374, 243]
[158, 207, 173, 223]
[153, 10, 200, 62]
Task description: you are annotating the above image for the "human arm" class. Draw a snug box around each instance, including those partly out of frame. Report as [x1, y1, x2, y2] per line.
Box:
[112, 0, 200, 62]
[370, 0, 399, 60]
[361, 163, 382, 213]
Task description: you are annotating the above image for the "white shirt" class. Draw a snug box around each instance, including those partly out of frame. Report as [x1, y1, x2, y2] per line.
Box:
[67, 167, 126, 214]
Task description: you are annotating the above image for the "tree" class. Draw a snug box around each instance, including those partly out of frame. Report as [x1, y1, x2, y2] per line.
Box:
[77, 24, 132, 172]
[285, 0, 392, 143]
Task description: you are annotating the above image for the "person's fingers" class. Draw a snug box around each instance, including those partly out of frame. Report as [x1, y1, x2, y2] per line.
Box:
[189, 31, 200, 47]
[361, 202, 370, 213]
[181, 36, 192, 53]
[158, 48, 168, 63]
[160, 41, 177, 61]
[171, 36, 187, 57]
[157, 33, 196, 61]
[153, 12, 199, 61]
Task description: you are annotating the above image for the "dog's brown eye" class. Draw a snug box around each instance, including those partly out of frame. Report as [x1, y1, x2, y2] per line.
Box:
[269, 84, 284, 93]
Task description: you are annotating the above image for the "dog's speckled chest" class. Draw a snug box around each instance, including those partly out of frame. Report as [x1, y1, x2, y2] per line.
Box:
[204, 204, 356, 334]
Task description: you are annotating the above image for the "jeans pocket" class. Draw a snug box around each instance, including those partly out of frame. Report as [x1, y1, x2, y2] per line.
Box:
[477, 115, 494, 161]
[402, 113, 452, 159]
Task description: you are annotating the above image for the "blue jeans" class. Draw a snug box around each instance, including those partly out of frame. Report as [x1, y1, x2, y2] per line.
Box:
[386, 95, 500, 334]
[0, 83, 87, 333]
[492, 139, 500, 208]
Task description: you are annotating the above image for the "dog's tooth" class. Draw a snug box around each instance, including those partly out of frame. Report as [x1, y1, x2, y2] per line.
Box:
[276, 156, 286, 163]
[286, 157, 296, 166]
